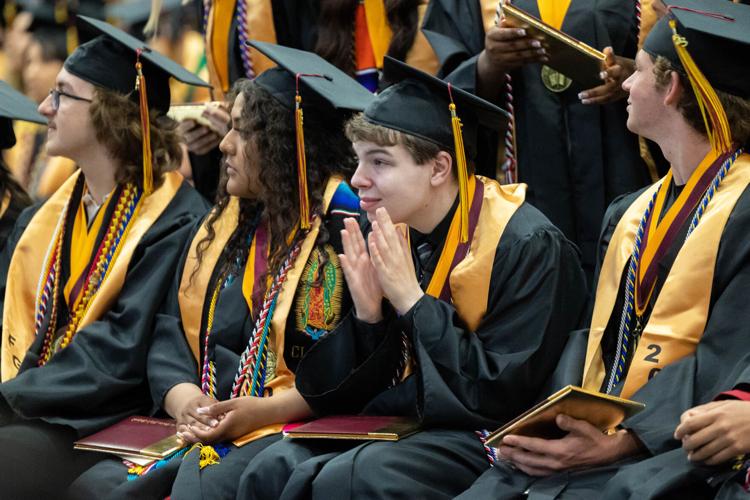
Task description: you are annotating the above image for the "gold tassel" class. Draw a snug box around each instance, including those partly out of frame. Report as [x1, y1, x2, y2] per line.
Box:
[135, 51, 154, 195]
[295, 94, 311, 230]
[669, 19, 732, 153]
[185, 443, 222, 469]
[144, 0, 163, 37]
[448, 93, 470, 243]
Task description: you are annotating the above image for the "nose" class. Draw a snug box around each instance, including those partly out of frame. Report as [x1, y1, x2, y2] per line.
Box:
[622, 72, 634, 93]
[38, 92, 55, 118]
[350, 162, 370, 189]
[219, 130, 233, 155]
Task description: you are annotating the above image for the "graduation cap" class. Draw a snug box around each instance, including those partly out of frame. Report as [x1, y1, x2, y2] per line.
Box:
[643, 0, 750, 152]
[247, 40, 375, 229]
[0, 79, 46, 149]
[17, 0, 105, 53]
[65, 15, 209, 194]
[364, 56, 509, 242]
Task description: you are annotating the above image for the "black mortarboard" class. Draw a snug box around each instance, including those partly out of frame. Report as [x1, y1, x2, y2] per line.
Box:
[66, 15, 209, 114]
[247, 40, 376, 113]
[365, 57, 509, 242]
[643, 0, 750, 153]
[0, 79, 46, 149]
[246, 40, 375, 228]
[366, 56, 509, 160]
[644, 0, 750, 98]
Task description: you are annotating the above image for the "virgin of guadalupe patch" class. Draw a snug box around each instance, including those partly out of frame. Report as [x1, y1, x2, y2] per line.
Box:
[295, 245, 343, 340]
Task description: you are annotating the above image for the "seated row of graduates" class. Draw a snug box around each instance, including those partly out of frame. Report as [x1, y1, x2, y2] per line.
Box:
[2, 2, 750, 498]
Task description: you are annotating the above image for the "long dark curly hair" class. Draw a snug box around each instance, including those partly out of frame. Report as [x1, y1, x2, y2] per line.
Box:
[193, 78, 356, 285]
[0, 158, 30, 208]
[314, 0, 421, 76]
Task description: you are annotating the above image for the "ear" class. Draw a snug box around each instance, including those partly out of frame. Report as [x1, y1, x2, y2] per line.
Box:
[430, 150, 454, 187]
[663, 70, 683, 106]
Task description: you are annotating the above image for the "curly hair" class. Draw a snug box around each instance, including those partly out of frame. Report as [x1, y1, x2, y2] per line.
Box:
[652, 55, 750, 146]
[193, 78, 356, 285]
[0, 158, 30, 208]
[88, 87, 183, 190]
[314, 0, 421, 77]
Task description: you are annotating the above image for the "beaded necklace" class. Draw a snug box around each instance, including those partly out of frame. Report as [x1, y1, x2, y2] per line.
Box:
[605, 148, 743, 393]
[36, 182, 143, 366]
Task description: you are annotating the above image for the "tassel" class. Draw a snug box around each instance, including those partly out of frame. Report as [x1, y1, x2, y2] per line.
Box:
[144, 0, 163, 37]
[184, 442, 232, 470]
[295, 87, 310, 230]
[669, 18, 732, 153]
[135, 49, 154, 195]
[447, 84, 470, 243]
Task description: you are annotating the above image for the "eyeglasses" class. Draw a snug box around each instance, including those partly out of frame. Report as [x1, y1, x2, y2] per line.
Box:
[49, 88, 93, 111]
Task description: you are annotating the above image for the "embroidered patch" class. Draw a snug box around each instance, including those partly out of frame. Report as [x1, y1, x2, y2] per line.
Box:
[295, 245, 343, 340]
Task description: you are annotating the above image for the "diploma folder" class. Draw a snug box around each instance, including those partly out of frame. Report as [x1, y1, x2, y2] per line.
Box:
[284, 416, 420, 441]
[74, 416, 183, 460]
[501, 3, 607, 89]
[485, 385, 645, 447]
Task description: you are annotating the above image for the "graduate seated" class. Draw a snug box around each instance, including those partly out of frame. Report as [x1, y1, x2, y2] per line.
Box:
[235, 56, 587, 500]
[0, 16, 210, 498]
[0, 80, 44, 252]
[64, 42, 374, 500]
[455, 1, 750, 498]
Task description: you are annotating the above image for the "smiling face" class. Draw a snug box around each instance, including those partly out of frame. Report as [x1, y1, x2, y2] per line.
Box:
[622, 50, 668, 141]
[38, 68, 96, 161]
[350, 140, 435, 225]
[219, 92, 261, 199]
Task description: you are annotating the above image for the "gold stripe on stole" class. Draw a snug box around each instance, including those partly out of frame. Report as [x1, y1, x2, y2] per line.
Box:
[480, 0, 498, 32]
[364, 0, 393, 68]
[583, 154, 750, 398]
[450, 177, 526, 331]
[2, 171, 184, 381]
[179, 197, 241, 361]
[245, 0, 279, 77]
[404, 1, 440, 76]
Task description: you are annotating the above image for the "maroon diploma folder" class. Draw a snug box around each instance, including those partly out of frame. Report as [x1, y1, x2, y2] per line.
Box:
[74, 416, 184, 459]
[284, 416, 420, 441]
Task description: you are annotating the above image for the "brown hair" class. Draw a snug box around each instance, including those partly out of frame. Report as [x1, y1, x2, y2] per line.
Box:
[89, 88, 183, 189]
[652, 55, 750, 146]
[314, 0, 420, 77]
[345, 113, 469, 175]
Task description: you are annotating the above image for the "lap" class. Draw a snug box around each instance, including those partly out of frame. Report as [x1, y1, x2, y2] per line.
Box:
[0, 419, 105, 499]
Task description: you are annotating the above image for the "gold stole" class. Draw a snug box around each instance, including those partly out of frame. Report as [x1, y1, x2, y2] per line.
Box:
[582, 154, 750, 398]
[1, 171, 184, 381]
[205, 0, 278, 98]
[403, 0, 440, 76]
[177, 176, 344, 446]
[0, 190, 10, 220]
[448, 176, 526, 331]
[537, 0, 572, 30]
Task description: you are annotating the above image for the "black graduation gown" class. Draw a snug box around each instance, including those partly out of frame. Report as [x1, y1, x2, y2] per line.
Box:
[458, 182, 750, 499]
[423, 0, 651, 280]
[0, 180, 209, 497]
[236, 201, 588, 500]
[67, 205, 352, 500]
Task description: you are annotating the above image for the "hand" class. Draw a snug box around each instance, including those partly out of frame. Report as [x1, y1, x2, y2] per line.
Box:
[498, 414, 642, 476]
[183, 397, 275, 444]
[675, 400, 750, 465]
[367, 208, 423, 315]
[339, 217, 384, 323]
[579, 47, 633, 105]
[177, 103, 230, 156]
